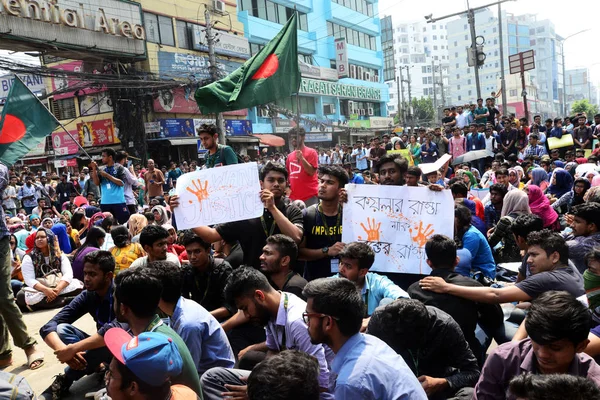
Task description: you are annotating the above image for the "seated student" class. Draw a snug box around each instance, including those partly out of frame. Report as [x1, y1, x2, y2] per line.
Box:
[368, 299, 480, 399]
[302, 278, 427, 399]
[259, 234, 307, 299]
[420, 230, 585, 342]
[562, 202, 600, 273]
[180, 231, 234, 321]
[511, 214, 545, 282]
[113, 267, 202, 395]
[247, 350, 320, 400]
[474, 291, 600, 400]
[201, 267, 333, 400]
[509, 373, 600, 400]
[334, 242, 409, 329]
[149, 260, 235, 376]
[109, 225, 145, 275]
[104, 329, 201, 400]
[408, 235, 503, 364]
[129, 225, 181, 268]
[40, 250, 117, 399]
[454, 204, 496, 280]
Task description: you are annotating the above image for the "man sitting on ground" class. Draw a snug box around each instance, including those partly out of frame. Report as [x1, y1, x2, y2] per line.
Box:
[563, 202, 600, 273]
[260, 234, 307, 299]
[129, 225, 181, 268]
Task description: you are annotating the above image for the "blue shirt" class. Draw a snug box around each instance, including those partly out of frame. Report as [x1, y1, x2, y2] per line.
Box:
[265, 292, 334, 399]
[333, 272, 409, 316]
[331, 333, 427, 400]
[420, 142, 439, 163]
[18, 183, 38, 208]
[461, 225, 496, 279]
[467, 132, 486, 151]
[169, 297, 235, 375]
[350, 173, 365, 184]
[549, 127, 564, 139]
[353, 148, 368, 170]
[99, 164, 126, 204]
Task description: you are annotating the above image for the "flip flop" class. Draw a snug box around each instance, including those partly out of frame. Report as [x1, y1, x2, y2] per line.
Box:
[26, 351, 44, 370]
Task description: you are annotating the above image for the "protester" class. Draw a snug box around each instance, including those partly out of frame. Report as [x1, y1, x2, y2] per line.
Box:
[71, 226, 105, 281]
[129, 225, 181, 268]
[286, 127, 319, 207]
[109, 225, 145, 275]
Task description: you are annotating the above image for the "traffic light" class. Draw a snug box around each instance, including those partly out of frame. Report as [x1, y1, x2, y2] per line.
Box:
[476, 45, 486, 66]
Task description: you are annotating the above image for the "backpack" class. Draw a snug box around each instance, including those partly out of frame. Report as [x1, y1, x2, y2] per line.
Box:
[0, 371, 37, 400]
[218, 145, 245, 165]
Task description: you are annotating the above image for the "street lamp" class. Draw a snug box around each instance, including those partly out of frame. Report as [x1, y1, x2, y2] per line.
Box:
[560, 29, 591, 116]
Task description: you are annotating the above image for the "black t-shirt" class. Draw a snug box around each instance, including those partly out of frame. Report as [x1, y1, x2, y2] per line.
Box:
[442, 116, 455, 126]
[302, 205, 342, 281]
[216, 200, 304, 269]
[487, 107, 500, 124]
[271, 272, 308, 300]
[515, 265, 584, 299]
[181, 257, 234, 316]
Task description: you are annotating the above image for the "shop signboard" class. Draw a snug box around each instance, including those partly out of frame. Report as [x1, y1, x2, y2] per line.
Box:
[192, 26, 250, 59]
[157, 52, 241, 81]
[0, 74, 45, 100]
[159, 119, 196, 138]
[299, 78, 381, 101]
[52, 131, 81, 155]
[76, 119, 119, 147]
[51, 61, 105, 100]
[153, 86, 247, 116]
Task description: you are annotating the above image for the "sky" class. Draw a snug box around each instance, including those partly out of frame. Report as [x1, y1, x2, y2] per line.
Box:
[380, 0, 600, 82]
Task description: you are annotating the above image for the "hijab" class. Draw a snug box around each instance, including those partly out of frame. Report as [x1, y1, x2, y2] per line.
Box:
[592, 175, 600, 187]
[548, 168, 574, 198]
[151, 205, 170, 226]
[128, 214, 148, 238]
[514, 166, 525, 182]
[462, 199, 486, 235]
[527, 185, 558, 228]
[530, 167, 548, 187]
[29, 228, 61, 277]
[464, 171, 478, 188]
[501, 190, 531, 217]
[572, 178, 591, 208]
[508, 168, 520, 187]
[553, 160, 565, 169]
[51, 223, 72, 254]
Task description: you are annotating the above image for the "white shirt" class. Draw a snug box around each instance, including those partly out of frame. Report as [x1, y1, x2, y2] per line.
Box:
[129, 252, 181, 269]
[318, 154, 330, 165]
[455, 113, 469, 129]
[22, 253, 73, 289]
[484, 135, 497, 152]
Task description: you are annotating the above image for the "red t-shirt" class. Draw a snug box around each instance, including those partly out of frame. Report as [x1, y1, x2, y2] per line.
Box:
[286, 147, 319, 201]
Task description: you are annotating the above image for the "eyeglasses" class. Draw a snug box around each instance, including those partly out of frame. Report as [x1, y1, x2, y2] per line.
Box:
[302, 312, 338, 325]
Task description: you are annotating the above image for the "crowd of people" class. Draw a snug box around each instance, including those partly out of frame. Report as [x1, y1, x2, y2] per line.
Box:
[2, 118, 600, 400]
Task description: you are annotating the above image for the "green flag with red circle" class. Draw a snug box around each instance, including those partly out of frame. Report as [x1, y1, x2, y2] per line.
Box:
[195, 12, 300, 113]
[0, 77, 59, 166]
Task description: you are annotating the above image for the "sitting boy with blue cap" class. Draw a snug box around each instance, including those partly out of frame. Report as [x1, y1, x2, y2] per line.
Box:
[104, 328, 201, 400]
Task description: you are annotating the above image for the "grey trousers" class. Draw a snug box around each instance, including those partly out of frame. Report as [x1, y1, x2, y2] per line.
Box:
[200, 368, 250, 400]
[0, 236, 36, 360]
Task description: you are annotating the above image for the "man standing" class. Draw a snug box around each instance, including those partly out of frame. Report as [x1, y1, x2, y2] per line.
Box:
[441, 108, 456, 129]
[486, 98, 500, 126]
[474, 98, 489, 124]
[0, 163, 44, 371]
[286, 127, 319, 207]
[523, 134, 547, 158]
[499, 121, 517, 156]
[318, 149, 330, 165]
[167, 161, 183, 187]
[431, 127, 448, 156]
[300, 165, 347, 281]
[17, 175, 38, 214]
[260, 234, 308, 298]
[455, 106, 469, 129]
[144, 159, 165, 204]
[573, 115, 593, 150]
[368, 137, 387, 169]
[56, 173, 79, 207]
[303, 278, 427, 399]
[199, 123, 238, 168]
[351, 141, 369, 172]
[115, 151, 140, 216]
[90, 148, 130, 224]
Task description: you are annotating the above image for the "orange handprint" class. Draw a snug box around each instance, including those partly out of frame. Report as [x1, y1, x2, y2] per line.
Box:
[186, 179, 209, 211]
[410, 221, 435, 247]
[359, 218, 381, 241]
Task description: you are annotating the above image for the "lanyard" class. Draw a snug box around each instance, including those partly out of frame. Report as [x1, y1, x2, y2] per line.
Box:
[407, 349, 420, 376]
[260, 214, 278, 238]
[194, 269, 212, 304]
[278, 293, 289, 350]
[317, 203, 341, 244]
[281, 272, 295, 291]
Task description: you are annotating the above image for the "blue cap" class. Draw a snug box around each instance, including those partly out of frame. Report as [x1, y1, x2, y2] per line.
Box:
[105, 328, 183, 386]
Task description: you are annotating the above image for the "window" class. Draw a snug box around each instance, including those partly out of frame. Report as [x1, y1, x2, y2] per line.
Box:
[468, 90, 472, 96]
[176, 20, 195, 49]
[144, 13, 174, 46]
[49, 97, 76, 120]
[329, 22, 376, 50]
[493, 27, 497, 33]
[433, 35, 437, 40]
[422, 66, 427, 73]
[423, 77, 428, 84]
[494, 50, 498, 56]
[465, 35, 468, 40]
[456, 63, 459, 68]
[432, 25, 436, 30]
[457, 85, 461, 90]
[467, 79, 471, 85]
[454, 41, 457, 46]
[243, 0, 308, 31]
[276, 95, 316, 114]
[509, 89, 517, 96]
[455, 52, 458, 58]
[433, 46, 438, 50]
[458, 95, 462, 101]
[456, 74, 459, 79]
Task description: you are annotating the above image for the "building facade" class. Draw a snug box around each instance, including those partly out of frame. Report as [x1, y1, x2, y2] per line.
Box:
[565, 68, 598, 113]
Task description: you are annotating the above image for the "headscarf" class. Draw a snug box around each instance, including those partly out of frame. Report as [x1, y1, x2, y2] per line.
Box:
[572, 178, 591, 208]
[29, 214, 40, 221]
[61, 210, 73, 220]
[548, 168, 574, 198]
[41, 217, 54, 229]
[514, 166, 525, 182]
[51, 223, 72, 254]
[585, 186, 600, 203]
[463, 171, 478, 188]
[565, 162, 578, 178]
[25, 232, 36, 251]
[553, 160, 565, 169]
[592, 175, 600, 187]
[508, 168, 520, 187]
[151, 205, 170, 226]
[527, 185, 558, 228]
[462, 199, 486, 235]
[29, 228, 61, 278]
[501, 190, 531, 217]
[128, 214, 148, 238]
[530, 167, 548, 187]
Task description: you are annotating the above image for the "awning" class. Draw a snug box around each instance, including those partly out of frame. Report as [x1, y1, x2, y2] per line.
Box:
[169, 139, 198, 146]
[254, 134, 285, 147]
[227, 136, 259, 143]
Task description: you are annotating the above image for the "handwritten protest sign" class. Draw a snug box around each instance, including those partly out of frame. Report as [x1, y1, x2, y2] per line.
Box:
[174, 162, 263, 229]
[342, 184, 453, 275]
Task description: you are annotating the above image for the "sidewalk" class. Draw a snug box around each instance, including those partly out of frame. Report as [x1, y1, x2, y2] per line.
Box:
[3, 308, 103, 399]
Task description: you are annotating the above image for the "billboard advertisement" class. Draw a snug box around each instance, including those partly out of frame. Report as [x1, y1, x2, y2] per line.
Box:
[51, 61, 106, 100]
[76, 119, 119, 147]
[52, 131, 81, 155]
[153, 86, 247, 116]
[159, 119, 196, 138]
[225, 120, 253, 136]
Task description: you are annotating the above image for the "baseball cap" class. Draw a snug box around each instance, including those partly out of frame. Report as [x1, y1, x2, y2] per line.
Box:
[105, 328, 183, 386]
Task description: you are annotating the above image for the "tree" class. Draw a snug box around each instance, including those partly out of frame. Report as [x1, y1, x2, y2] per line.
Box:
[410, 97, 435, 124]
[570, 99, 599, 118]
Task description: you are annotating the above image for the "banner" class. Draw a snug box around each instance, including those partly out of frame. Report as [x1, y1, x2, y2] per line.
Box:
[547, 133, 574, 150]
[77, 119, 119, 147]
[52, 131, 80, 155]
[225, 120, 253, 136]
[159, 119, 196, 138]
[342, 184, 454, 274]
[153, 87, 247, 116]
[174, 162, 263, 229]
[50, 61, 105, 100]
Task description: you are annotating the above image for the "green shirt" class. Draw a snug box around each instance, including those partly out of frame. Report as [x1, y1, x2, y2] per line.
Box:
[145, 315, 203, 397]
[204, 145, 238, 168]
[474, 107, 488, 123]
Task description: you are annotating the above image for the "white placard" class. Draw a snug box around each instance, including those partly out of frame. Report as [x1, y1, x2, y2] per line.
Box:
[342, 184, 454, 275]
[174, 162, 263, 229]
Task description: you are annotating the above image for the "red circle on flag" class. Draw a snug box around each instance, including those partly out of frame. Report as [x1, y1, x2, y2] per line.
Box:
[0, 114, 26, 144]
[252, 54, 279, 80]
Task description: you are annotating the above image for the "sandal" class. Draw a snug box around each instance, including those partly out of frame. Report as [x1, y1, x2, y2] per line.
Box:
[26, 350, 44, 370]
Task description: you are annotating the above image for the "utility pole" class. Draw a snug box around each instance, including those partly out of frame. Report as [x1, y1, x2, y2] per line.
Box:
[439, 64, 445, 107]
[205, 7, 226, 145]
[432, 60, 438, 114]
[562, 42, 567, 116]
[498, 2, 508, 116]
[396, 74, 402, 127]
[399, 68, 406, 132]
[402, 66, 413, 132]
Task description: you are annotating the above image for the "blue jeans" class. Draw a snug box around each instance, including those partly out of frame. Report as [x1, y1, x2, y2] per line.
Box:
[56, 323, 112, 382]
[10, 280, 23, 298]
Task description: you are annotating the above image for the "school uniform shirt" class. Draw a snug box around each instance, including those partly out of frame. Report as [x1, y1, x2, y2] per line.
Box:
[99, 164, 127, 205]
[352, 148, 369, 170]
[333, 272, 408, 316]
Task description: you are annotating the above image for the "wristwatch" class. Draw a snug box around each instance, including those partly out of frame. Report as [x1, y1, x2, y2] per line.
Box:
[321, 246, 329, 254]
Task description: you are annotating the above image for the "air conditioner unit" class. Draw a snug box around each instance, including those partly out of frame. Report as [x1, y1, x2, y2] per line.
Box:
[258, 108, 270, 117]
[367, 107, 374, 116]
[349, 65, 357, 79]
[323, 104, 336, 114]
[357, 67, 363, 80]
[364, 72, 371, 81]
[359, 109, 366, 116]
[213, 0, 225, 13]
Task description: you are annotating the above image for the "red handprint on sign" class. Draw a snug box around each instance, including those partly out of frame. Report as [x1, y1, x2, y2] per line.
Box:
[410, 221, 435, 247]
[359, 218, 381, 241]
[186, 179, 209, 211]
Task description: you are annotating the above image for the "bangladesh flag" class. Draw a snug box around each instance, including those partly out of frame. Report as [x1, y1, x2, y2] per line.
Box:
[195, 13, 300, 113]
[0, 77, 59, 166]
